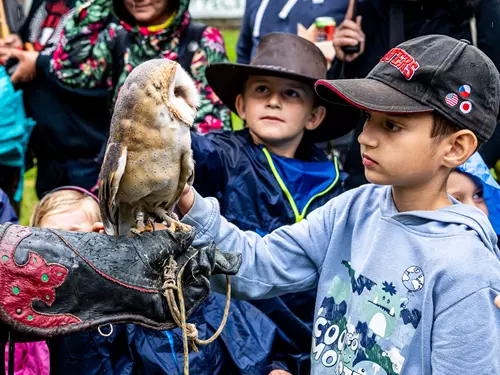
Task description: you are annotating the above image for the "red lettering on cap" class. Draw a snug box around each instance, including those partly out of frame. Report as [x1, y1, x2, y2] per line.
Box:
[403, 61, 420, 80]
[380, 48, 420, 80]
[381, 48, 398, 62]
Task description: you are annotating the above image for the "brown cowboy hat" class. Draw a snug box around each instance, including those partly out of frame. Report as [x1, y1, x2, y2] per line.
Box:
[206, 32, 360, 141]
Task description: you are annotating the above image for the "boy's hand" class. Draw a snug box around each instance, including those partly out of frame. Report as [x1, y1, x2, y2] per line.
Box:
[269, 371, 292, 375]
[495, 295, 500, 310]
[177, 185, 195, 217]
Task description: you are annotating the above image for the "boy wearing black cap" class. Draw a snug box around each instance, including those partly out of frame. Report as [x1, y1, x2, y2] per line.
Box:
[178, 34, 500, 374]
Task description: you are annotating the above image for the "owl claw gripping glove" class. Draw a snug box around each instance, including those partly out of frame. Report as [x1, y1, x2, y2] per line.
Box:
[0, 223, 241, 340]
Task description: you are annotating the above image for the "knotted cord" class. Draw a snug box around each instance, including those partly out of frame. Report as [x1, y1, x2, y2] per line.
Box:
[162, 253, 232, 375]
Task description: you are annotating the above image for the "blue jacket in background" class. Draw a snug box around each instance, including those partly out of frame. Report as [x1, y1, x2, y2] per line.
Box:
[191, 129, 346, 373]
[237, 0, 349, 64]
[50, 293, 293, 375]
[0, 188, 18, 224]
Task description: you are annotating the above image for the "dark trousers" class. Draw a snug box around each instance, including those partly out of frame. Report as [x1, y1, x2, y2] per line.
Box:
[35, 158, 101, 199]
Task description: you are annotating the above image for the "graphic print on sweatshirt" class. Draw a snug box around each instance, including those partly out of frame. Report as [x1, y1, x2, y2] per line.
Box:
[312, 261, 424, 375]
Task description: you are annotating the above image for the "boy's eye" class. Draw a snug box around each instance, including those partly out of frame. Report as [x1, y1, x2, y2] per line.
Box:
[255, 85, 268, 93]
[473, 190, 485, 201]
[385, 121, 401, 132]
[284, 89, 299, 98]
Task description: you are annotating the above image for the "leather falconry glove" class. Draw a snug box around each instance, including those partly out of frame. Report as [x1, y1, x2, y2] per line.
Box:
[0, 222, 241, 341]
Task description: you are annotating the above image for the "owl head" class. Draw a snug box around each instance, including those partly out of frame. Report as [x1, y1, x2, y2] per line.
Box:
[120, 59, 200, 128]
[156, 59, 200, 127]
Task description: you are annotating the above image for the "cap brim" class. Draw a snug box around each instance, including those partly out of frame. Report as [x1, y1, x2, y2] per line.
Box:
[315, 78, 433, 114]
[207, 63, 362, 140]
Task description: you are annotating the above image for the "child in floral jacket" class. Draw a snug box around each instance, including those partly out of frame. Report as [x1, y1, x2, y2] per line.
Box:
[50, 0, 231, 133]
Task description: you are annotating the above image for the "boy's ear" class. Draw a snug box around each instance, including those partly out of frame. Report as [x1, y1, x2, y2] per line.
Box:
[305, 105, 327, 131]
[235, 94, 247, 121]
[442, 129, 478, 168]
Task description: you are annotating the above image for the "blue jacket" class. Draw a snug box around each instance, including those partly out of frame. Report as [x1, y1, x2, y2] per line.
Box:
[50, 293, 294, 375]
[237, 0, 349, 64]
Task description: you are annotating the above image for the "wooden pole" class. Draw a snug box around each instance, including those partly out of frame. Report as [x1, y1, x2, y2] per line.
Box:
[0, 0, 11, 39]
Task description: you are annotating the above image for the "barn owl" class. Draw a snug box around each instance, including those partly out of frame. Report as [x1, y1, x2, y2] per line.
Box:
[99, 59, 199, 236]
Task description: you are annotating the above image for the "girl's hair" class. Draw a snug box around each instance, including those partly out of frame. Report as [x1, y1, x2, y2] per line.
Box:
[30, 188, 101, 228]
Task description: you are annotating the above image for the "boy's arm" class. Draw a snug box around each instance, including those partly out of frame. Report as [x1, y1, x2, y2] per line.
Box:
[179, 188, 335, 300]
[431, 287, 500, 373]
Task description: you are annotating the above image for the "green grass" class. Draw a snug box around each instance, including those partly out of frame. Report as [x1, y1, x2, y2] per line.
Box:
[19, 28, 242, 225]
[20, 167, 38, 225]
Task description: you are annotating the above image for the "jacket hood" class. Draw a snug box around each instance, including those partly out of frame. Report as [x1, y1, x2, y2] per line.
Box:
[457, 152, 500, 235]
[113, 0, 189, 30]
[380, 187, 499, 257]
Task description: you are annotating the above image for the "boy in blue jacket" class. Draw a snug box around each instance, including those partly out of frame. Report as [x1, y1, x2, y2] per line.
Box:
[178, 35, 500, 374]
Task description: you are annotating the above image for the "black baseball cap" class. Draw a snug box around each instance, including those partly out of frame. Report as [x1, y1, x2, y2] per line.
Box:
[315, 35, 500, 143]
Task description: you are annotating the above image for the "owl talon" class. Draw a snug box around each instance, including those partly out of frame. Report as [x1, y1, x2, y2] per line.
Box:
[130, 223, 154, 236]
[167, 220, 191, 233]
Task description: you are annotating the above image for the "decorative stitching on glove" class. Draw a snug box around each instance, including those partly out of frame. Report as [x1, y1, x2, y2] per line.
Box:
[0, 225, 81, 327]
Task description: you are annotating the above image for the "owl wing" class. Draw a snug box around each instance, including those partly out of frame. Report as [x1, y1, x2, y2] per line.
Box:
[99, 143, 128, 236]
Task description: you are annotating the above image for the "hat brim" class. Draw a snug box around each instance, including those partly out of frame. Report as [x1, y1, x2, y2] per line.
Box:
[315, 78, 434, 114]
[206, 63, 361, 141]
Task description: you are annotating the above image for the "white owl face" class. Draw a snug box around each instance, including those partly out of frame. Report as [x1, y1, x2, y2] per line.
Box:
[167, 63, 200, 127]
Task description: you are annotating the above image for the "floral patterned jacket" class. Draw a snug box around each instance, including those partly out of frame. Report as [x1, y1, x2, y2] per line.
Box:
[51, 0, 231, 133]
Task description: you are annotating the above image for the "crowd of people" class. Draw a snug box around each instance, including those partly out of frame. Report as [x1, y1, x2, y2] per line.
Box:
[1, 0, 500, 374]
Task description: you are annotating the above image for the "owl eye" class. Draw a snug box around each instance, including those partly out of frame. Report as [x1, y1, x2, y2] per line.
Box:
[174, 86, 187, 100]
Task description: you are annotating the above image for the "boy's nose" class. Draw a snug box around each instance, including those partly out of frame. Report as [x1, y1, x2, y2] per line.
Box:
[358, 121, 378, 148]
[266, 93, 281, 108]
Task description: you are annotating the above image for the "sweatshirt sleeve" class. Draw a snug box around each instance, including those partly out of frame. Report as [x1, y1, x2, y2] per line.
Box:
[190, 27, 232, 133]
[181, 189, 335, 300]
[431, 287, 500, 374]
[50, 0, 118, 90]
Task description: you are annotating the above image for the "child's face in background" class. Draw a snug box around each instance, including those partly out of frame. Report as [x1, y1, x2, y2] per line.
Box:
[358, 111, 445, 187]
[235, 76, 325, 155]
[124, 0, 170, 26]
[39, 210, 95, 232]
[447, 171, 488, 215]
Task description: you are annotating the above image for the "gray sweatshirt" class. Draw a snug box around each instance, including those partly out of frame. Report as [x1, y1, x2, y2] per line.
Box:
[182, 184, 500, 375]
